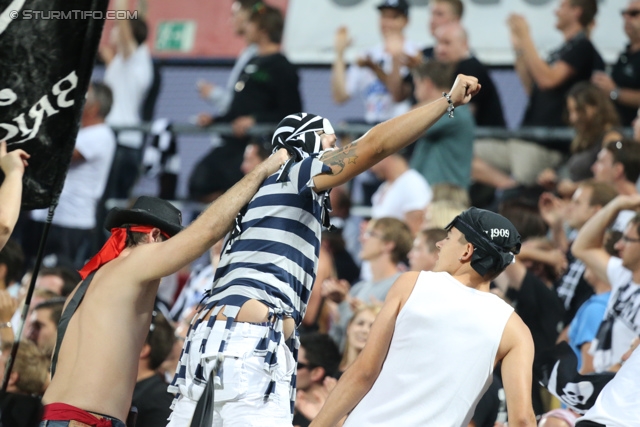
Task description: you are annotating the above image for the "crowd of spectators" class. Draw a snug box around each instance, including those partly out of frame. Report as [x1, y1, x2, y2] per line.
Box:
[2, 0, 640, 426]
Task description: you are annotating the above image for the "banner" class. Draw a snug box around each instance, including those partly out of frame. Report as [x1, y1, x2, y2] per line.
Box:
[0, 0, 108, 210]
[283, 0, 627, 65]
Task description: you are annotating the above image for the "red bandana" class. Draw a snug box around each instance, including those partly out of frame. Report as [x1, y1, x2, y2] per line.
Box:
[78, 226, 170, 279]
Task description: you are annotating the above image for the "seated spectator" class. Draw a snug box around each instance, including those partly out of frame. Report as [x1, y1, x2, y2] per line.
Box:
[591, 139, 640, 230]
[0, 239, 24, 298]
[410, 60, 475, 189]
[132, 312, 175, 427]
[537, 82, 623, 197]
[293, 333, 341, 427]
[325, 217, 412, 348]
[591, 0, 640, 126]
[26, 297, 65, 359]
[408, 228, 447, 272]
[0, 340, 48, 427]
[33, 266, 80, 298]
[337, 305, 381, 375]
[370, 152, 432, 235]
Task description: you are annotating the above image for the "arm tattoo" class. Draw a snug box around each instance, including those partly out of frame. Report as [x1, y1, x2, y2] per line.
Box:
[321, 142, 359, 175]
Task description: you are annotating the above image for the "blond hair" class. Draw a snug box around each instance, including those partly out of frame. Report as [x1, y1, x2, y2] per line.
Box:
[2, 341, 49, 395]
[424, 200, 466, 229]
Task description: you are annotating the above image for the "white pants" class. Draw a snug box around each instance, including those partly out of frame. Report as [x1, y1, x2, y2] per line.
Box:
[167, 321, 295, 427]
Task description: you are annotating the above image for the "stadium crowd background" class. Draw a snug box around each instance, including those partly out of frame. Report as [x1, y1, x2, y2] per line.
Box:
[1, 0, 640, 426]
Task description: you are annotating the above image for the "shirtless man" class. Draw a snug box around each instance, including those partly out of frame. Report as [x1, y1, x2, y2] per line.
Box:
[168, 74, 481, 426]
[311, 208, 537, 427]
[39, 150, 288, 426]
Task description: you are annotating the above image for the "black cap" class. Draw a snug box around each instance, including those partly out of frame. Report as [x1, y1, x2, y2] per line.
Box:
[377, 0, 409, 16]
[445, 207, 521, 276]
[104, 196, 183, 237]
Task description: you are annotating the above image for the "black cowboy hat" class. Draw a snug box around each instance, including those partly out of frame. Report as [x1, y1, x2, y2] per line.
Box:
[104, 196, 183, 237]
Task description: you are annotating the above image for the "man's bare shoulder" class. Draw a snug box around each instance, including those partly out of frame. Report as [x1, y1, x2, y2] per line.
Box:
[497, 312, 534, 362]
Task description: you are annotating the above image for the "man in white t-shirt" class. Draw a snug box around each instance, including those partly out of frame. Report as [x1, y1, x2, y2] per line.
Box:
[572, 194, 640, 372]
[100, 8, 153, 199]
[370, 152, 431, 235]
[30, 83, 116, 268]
[331, 0, 418, 124]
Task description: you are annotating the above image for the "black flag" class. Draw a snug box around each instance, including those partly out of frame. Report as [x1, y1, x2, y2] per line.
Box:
[0, 0, 108, 209]
[539, 342, 615, 414]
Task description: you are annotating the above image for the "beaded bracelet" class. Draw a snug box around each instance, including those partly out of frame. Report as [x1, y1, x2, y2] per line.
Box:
[442, 92, 455, 118]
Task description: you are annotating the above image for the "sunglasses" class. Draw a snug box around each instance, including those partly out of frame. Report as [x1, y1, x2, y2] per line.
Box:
[622, 9, 640, 18]
[297, 362, 317, 370]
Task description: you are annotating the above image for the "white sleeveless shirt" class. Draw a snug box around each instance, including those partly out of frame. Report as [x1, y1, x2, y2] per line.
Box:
[344, 271, 514, 427]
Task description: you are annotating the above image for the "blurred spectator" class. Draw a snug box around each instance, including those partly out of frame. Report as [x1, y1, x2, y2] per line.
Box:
[434, 23, 506, 127]
[33, 266, 80, 298]
[29, 83, 116, 269]
[567, 266, 610, 374]
[0, 141, 30, 251]
[326, 217, 412, 348]
[499, 198, 549, 242]
[0, 289, 16, 345]
[539, 181, 617, 327]
[0, 239, 24, 298]
[591, 0, 640, 126]
[337, 305, 380, 375]
[331, 0, 418, 123]
[321, 230, 360, 286]
[410, 60, 474, 189]
[572, 195, 640, 373]
[370, 152, 431, 235]
[26, 297, 65, 358]
[197, 0, 261, 116]
[422, 0, 464, 59]
[476, 0, 604, 187]
[537, 82, 623, 197]
[423, 200, 466, 229]
[408, 228, 447, 272]
[574, 338, 640, 426]
[190, 4, 301, 202]
[328, 185, 361, 265]
[240, 140, 270, 175]
[0, 341, 48, 427]
[430, 182, 470, 207]
[591, 139, 640, 230]
[100, 1, 153, 200]
[132, 312, 175, 427]
[293, 333, 341, 427]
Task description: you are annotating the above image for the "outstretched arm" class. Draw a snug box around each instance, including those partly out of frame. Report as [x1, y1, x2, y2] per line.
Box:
[0, 141, 29, 250]
[124, 150, 289, 282]
[313, 74, 480, 192]
[572, 195, 640, 283]
[498, 313, 537, 427]
[310, 272, 419, 427]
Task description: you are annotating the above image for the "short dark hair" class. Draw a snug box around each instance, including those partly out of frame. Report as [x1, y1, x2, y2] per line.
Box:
[0, 239, 24, 285]
[249, 140, 271, 161]
[237, 0, 263, 10]
[90, 81, 113, 119]
[433, 0, 464, 18]
[129, 18, 148, 45]
[38, 266, 80, 297]
[34, 297, 66, 326]
[146, 312, 175, 370]
[578, 180, 618, 208]
[570, 0, 597, 28]
[604, 139, 640, 184]
[249, 4, 284, 44]
[300, 333, 341, 379]
[498, 200, 548, 242]
[413, 60, 456, 89]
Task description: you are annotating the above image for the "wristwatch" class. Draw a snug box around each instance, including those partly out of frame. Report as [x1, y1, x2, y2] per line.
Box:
[610, 88, 620, 101]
